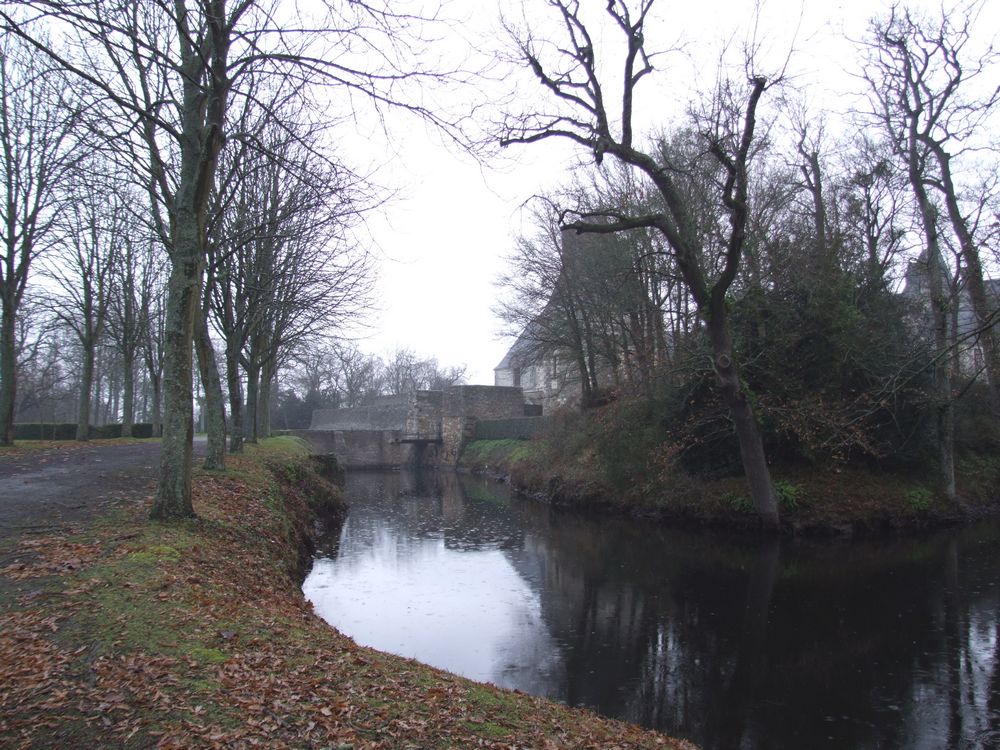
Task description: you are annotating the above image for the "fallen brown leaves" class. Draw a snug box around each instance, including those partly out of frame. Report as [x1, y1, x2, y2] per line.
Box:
[0, 536, 104, 579]
[1, 446, 695, 750]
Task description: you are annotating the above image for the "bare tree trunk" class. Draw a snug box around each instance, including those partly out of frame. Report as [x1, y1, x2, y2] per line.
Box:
[225, 339, 244, 453]
[707, 298, 779, 529]
[149, 370, 161, 437]
[194, 300, 225, 470]
[0, 300, 16, 445]
[121, 355, 134, 438]
[932, 147, 1000, 411]
[244, 362, 259, 444]
[258, 357, 275, 439]
[76, 343, 94, 441]
[109, 366, 119, 425]
[90, 346, 102, 427]
[912, 182, 956, 500]
[140, 368, 148, 423]
[152, 223, 200, 519]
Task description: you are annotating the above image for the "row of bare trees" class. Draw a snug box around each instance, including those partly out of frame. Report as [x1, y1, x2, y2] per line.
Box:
[0, 0, 465, 520]
[496, 1, 1000, 528]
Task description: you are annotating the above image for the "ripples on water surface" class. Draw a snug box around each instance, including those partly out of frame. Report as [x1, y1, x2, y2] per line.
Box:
[303, 470, 1000, 750]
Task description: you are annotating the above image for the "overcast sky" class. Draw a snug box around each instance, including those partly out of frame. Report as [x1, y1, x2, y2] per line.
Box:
[344, 0, 997, 385]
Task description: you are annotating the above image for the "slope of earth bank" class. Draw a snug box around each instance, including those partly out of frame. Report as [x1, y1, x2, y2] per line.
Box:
[0, 437, 693, 750]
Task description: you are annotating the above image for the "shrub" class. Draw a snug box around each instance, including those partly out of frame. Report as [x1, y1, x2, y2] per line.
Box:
[12, 422, 155, 440]
[723, 492, 754, 514]
[774, 480, 805, 510]
[14, 423, 78, 440]
[905, 486, 933, 512]
[90, 424, 122, 439]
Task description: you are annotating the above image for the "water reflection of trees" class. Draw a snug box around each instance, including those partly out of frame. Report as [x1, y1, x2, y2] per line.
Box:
[490, 488, 999, 750]
[323, 471, 527, 556]
[323, 471, 999, 750]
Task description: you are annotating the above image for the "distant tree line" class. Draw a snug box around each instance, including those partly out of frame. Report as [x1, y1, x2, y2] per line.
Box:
[271, 345, 468, 430]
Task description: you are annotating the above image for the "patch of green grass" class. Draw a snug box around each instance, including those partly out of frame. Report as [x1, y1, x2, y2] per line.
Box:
[905, 486, 934, 512]
[258, 435, 310, 456]
[127, 545, 181, 564]
[461, 439, 523, 466]
[774, 480, 805, 511]
[463, 720, 511, 739]
[57, 527, 210, 657]
[460, 684, 527, 740]
[184, 677, 222, 694]
[723, 492, 754, 514]
[187, 646, 229, 664]
[466, 684, 522, 720]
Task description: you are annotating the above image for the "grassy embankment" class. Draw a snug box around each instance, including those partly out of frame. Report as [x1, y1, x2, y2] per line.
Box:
[459, 409, 1000, 533]
[0, 437, 691, 749]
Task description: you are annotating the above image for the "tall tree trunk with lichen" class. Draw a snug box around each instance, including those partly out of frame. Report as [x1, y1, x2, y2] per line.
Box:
[258, 355, 275, 439]
[225, 336, 244, 453]
[705, 295, 779, 529]
[150, 0, 230, 519]
[244, 359, 259, 444]
[155, 216, 202, 518]
[908, 160, 956, 500]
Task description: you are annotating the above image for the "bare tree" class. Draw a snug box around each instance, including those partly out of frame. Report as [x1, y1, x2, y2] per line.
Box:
[44, 162, 120, 440]
[379, 347, 467, 396]
[141, 275, 167, 439]
[879, 6, 1000, 410]
[2, 0, 468, 518]
[106, 221, 160, 439]
[208, 104, 374, 449]
[500, 0, 779, 527]
[333, 343, 384, 408]
[0, 36, 78, 445]
[858, 5, 1000, 497]
[841, 136, 910, 293]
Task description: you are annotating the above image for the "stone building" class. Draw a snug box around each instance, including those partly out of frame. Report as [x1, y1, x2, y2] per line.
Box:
[901, 254, 1000, 376]
[493, 331, 581, 412]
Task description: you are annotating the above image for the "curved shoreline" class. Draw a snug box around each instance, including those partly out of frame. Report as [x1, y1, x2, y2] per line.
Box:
[458, 438, 1000, 537]
[0, 438, 693, 750]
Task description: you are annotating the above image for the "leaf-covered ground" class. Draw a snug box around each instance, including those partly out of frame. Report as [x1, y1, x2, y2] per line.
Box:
[0, 440, 695, 749]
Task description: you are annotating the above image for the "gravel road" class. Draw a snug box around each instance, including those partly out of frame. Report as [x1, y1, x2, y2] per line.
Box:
[0, 440, 204, 539]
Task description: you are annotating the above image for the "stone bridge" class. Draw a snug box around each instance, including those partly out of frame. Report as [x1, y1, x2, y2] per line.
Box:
[288, 385, 526, 470]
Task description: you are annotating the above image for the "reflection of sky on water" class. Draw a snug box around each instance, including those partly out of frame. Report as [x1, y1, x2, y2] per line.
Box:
[303, 470, 1000, 750]
[303, 502, 564, 690]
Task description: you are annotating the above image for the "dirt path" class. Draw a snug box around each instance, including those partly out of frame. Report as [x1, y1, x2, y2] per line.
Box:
[0, 440, 204, 540]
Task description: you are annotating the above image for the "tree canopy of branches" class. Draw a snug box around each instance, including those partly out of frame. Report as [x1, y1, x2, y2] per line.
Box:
[208, 101, 374, 452]
[0, 35, 79, 446]
[2, 0, 468, 519]
[861, 3, 1000, 498]
[500, 0, 780, 527]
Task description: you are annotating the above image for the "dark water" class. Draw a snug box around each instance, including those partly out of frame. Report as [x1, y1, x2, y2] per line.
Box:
[302, 470, 1000, 750]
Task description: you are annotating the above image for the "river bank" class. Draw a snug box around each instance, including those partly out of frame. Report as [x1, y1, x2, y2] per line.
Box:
[0, 438, 690, 749]
[304, 469, 1000, 750]
[458, 437, 1000, 535]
